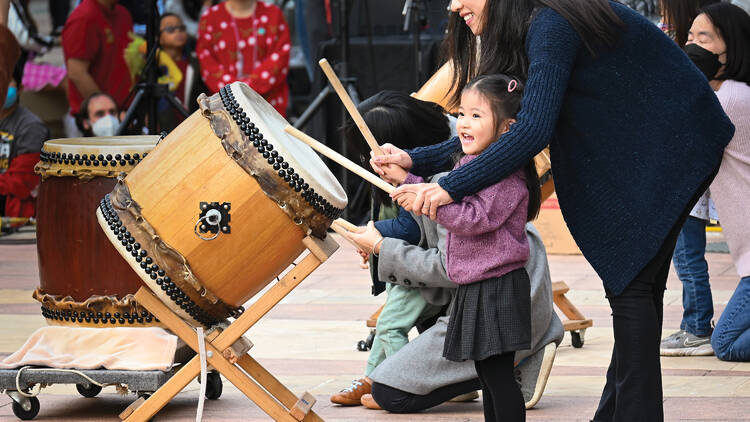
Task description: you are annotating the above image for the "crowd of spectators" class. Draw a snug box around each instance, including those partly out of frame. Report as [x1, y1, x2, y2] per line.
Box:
[0, 0, 293, 221]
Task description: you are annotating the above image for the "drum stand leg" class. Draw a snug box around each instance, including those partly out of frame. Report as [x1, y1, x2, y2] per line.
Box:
[552, 281, 593, 348]
[119, 235, 338, 422]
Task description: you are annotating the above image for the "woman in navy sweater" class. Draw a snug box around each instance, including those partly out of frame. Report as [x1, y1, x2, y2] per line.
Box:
[371, 0, 735, 420]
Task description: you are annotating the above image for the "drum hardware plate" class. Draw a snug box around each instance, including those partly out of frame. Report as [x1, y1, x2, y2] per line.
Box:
[197, 202, 231, 235]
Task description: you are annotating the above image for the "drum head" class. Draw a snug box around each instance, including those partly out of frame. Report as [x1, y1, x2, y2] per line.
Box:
[43, 136, 159, 152]
[39, 136, 160, 175]
[229, 82, 347, 210]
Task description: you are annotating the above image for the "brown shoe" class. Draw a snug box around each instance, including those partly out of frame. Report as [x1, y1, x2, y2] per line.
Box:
[360, 393, 382, 410]
[330, 378, 371, 406]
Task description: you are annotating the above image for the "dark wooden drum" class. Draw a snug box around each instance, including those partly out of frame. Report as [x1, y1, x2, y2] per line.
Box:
[33, 137, 159, 327]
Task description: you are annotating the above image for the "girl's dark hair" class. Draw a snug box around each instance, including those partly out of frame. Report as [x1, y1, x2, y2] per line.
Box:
[343, 91, 451, 205]
[700, 2, 750, 85]
[159, 12, 182, 26]
[444, 0, 624, 109]
[660, 0, 720, 47]
[463, 75, 541, 221]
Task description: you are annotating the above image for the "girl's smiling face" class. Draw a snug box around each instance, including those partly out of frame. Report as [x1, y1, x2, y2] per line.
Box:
[457, 89, 495, 155]
[450, 0, 488, 35]
[457, 88, 515, 155]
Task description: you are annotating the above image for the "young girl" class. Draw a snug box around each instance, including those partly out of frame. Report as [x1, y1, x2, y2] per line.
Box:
[157, 13, 209, 130]
[411, 74, 540, 421]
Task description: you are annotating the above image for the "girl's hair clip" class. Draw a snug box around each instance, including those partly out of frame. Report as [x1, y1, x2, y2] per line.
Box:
[508, 79, 518, 93]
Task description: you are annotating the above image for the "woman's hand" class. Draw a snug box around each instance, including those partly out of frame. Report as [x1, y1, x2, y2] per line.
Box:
[369, 144, 412, 185]
[346, 221, 385, 256]
[392, 183, 453, 220]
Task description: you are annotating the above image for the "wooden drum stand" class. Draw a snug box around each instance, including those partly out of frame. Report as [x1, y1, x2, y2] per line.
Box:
[119, 235, 339, 422]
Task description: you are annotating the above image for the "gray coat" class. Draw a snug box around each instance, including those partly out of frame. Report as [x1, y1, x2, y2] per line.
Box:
[370, 204, 564, 395]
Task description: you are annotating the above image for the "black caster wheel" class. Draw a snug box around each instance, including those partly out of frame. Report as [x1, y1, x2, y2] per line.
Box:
[205, 372, 223, 400]
[357, 329, 376, 351]
[12, 396, 40, 420]
[571, 329, 585, 348]
[76, 383, 102, 398]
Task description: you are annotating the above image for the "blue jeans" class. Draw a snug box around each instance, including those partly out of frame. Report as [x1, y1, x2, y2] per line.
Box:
[711, 276, 750, 361]
[672, 216, 713, 337]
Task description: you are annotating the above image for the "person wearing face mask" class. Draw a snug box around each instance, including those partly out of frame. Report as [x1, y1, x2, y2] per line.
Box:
[661, 2, 750, 359]
[0, 62, 49, 218]
[75, 92, 121, 137]
[682, 3, 750, 362]
[657, 0, 720, 358]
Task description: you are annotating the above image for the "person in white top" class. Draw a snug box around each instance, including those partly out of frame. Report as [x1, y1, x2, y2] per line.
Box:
[688, 2, 750, 362]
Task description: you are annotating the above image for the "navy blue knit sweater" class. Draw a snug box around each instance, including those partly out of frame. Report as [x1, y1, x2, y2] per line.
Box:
[408, 3, 735, 295]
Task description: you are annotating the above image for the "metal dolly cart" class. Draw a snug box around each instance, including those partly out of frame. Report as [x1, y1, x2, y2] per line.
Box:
[1, 360, 222, 420]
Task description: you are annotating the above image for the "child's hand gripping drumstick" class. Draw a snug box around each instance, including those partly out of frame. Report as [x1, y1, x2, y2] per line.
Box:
[330, 219, 380, 269]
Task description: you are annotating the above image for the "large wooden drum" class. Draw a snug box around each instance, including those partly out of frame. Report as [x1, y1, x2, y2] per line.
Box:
[97, 82, 347, 327]
[34, 137, 159, 327]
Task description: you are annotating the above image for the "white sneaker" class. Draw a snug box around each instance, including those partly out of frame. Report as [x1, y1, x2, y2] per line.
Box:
[515, 342, 557, 409]
[448, 390, 479, 402]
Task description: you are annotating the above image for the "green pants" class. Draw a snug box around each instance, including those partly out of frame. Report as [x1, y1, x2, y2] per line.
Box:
[365, 283, 442, 376]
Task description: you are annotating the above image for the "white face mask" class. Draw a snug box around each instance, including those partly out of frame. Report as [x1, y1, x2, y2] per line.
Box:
[91, 114, 120, 137]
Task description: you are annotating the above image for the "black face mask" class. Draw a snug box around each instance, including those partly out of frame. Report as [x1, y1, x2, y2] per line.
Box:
[684, 43, 722, 80]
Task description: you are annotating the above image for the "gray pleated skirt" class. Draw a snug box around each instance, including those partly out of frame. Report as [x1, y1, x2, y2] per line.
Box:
[443, 268, 531, 362]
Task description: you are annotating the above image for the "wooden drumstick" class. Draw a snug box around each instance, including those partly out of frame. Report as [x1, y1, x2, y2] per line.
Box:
[284, 125, 395, 195]
[330, 220, 362, 249]
[318, 59, 384, 156]
[334, 218, 358, 232]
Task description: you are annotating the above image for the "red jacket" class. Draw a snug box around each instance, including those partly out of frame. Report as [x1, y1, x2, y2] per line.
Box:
[0, 152, 40, 217]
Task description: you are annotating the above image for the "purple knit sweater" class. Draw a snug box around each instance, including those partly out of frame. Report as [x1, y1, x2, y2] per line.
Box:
[405, 155, 530, 285]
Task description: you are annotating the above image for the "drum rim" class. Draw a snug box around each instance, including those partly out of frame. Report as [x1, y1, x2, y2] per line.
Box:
[229, 82, 348, 209]
[42, 136, 160, 150]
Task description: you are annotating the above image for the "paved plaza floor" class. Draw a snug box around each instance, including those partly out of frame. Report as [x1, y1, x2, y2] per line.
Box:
[1, 232, 749, 421]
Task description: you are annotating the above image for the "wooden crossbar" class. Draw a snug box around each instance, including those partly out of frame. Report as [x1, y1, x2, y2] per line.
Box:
[121, 235, 338, 422]
[552, 281, 593, 332]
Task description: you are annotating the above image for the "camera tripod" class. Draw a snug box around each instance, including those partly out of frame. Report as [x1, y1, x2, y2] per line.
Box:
[116, 0, 189, 136]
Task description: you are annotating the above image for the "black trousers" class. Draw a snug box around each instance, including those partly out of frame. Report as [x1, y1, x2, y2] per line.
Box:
[371, 378, 481, 413]
[593, 167, 719, 422]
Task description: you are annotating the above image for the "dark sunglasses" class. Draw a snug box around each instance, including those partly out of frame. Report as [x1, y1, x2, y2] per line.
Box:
[161, 25, 187, 34]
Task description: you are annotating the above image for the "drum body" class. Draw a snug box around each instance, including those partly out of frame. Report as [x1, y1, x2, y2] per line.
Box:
[98, 82, 347, 327]
[34, 137, 159, 327]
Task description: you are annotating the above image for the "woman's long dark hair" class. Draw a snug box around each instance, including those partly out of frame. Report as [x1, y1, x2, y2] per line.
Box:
[463, 75, 541, 221]
[660, 0, 719, 47]
[343, 91, 452, 205]
[444, 0, 624, 109]
[700, 2, 750, 85]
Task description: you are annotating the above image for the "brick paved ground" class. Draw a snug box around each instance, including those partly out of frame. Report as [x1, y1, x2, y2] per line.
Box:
[1, 231, 748, 421]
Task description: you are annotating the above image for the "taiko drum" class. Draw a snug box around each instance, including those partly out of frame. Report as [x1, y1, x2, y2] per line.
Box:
[97, 82, 347, 327]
